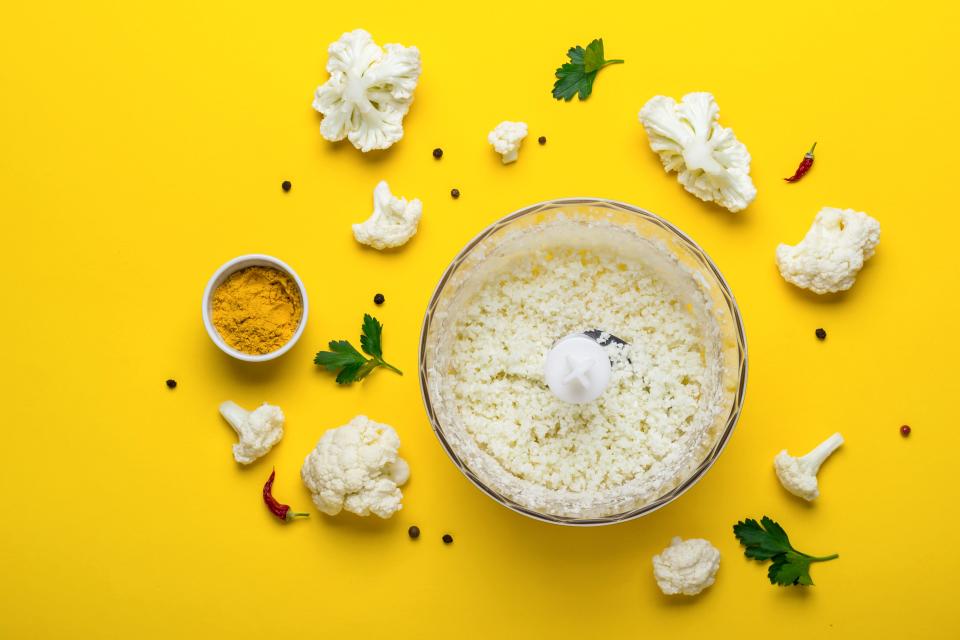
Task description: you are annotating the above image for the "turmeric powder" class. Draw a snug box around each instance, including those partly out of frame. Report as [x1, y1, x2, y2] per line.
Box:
[211, 266, 303, 355]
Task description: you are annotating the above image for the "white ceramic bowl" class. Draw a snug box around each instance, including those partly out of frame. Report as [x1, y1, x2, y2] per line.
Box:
[201, 254, 308, 362]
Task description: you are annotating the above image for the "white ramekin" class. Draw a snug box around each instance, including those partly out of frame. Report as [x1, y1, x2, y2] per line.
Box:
[201, 254, 309, 362]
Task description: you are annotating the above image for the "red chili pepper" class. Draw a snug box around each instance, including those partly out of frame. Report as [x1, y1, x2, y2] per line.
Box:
[785, 142, 817, 182]
[263, 469, 309, 522]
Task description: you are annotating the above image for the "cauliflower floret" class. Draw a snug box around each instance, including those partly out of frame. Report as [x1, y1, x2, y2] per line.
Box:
[776, 208, 880, 294]
[488, 121, 528, 163]
[652, 536, 721, 596]
[639, 92, 756, 212]
[352, 180, 422, 250]
[219, 401, 284, 465]
[775, 432, 844, 501]
[301, 415, 410, 518]
[312, 29, 421, 152]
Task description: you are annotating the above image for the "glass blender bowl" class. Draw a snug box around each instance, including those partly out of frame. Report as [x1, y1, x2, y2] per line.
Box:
[418, 199, 747, 525]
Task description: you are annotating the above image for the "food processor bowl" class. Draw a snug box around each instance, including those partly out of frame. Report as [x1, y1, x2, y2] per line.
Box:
[418, 198, 747, 526]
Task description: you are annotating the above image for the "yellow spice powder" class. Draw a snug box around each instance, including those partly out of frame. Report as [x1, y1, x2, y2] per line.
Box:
[211, 266, 303, 355]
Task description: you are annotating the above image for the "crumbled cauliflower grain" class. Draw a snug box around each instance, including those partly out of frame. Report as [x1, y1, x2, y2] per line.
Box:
[352, 180, 423, 250]
[312, 29, 421, 152]
[301, 415, 410, 518]
[776, 207, 880, 294]
[440, 240, 722, 517]
[639, 92, 756, 212]
[488, 121, 528, 163]
[652, 537, 721, 595]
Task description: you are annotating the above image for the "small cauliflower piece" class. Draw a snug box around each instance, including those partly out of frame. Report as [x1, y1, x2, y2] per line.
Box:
[652, 536, 721, 596]
[219, 401, 284, 465]
[352, 180, 423, 250]
[775, 432, 844, 501]
[639, 92, 756, 212]
[776, 208, 880, 294]
[301, 415, 410, 518]
[312, 29, 421, 152]
[488, 121, 528, 163]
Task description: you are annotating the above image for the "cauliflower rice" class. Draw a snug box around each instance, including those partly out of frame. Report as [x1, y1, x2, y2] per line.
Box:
[432, 223, 727, 518]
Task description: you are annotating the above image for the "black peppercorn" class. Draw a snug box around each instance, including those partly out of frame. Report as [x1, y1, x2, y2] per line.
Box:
[281, 180, 291, 192]
[451, 188, 460, 199]
[815, 328, 827, 340]
[442, 534, 453, 544]
[165, 379, 177, 389]
[538, 136, 547, 145]
[374, 293, 385, 305]
[432, 148, 443, 159]
[408, 525, 420, 539]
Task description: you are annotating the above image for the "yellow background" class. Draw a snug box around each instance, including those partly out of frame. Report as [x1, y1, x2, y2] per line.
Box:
[2, 1, 958, 637]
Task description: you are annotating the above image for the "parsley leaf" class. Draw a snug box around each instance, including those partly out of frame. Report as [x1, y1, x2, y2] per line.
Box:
[733, 517, 793, 560]
[552, 38, 624, 101]
[359, 313, 382, 358]
[733, 516, 839, 586]
[769, 553, 816, 587]
[313, 315, 402, 385]
[314, 340, 365, 370]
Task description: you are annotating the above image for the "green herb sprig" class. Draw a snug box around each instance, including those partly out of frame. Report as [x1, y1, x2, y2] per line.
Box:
[552, 38, 624, 101]
[733, 516, 839, 586]
[314, 314, 402, 384]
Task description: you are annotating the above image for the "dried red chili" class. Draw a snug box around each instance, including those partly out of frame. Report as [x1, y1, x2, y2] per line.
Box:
[263, 469, 309, 522]
[785, 142, 817, 182]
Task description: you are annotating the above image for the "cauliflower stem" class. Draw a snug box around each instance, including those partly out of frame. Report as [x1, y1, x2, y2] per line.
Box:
[797, 433, 845, 472]
[774, 432, 844, 501]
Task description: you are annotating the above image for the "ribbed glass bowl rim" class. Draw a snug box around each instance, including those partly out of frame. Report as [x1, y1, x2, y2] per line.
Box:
[418, 198, 748, 526]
